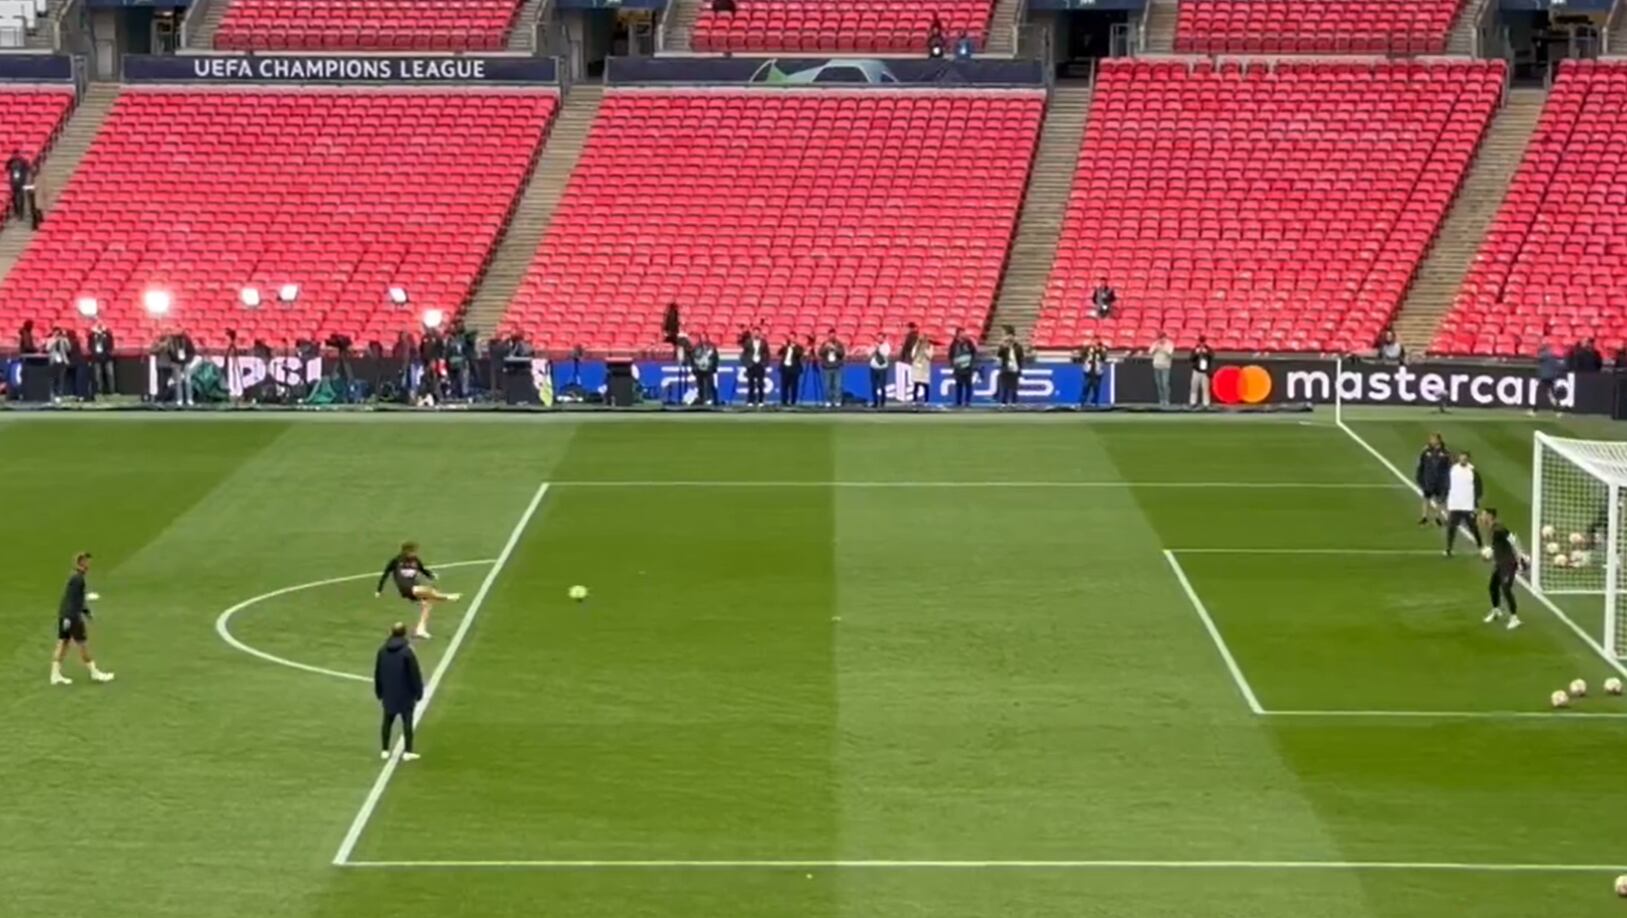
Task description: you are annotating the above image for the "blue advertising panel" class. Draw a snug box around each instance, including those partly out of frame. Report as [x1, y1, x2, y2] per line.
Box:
[0, 55, 74, 82]
[549, 360, 1114, 407]
[123, 54, 558, 84]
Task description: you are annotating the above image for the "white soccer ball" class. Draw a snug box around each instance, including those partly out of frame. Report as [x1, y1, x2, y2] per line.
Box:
[568, 585, 589, 602]
[1606, 677, 1624, 696]
[1551, 689, 1571, 708]
[1615, 874, 1627, 897]
[1570, 532, 1587, 547]
[1569, 678, 1588, 698]
[1545, 541, 1561, 555]
[1541, 524, 1556, 540]
[1553, 553, 1571, 568]
[1570, 549, 1591, 568]
[1479, 546, 1493, 561]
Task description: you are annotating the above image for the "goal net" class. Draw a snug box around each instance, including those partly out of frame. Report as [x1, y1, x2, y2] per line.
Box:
[1532, 432, 1627, 656]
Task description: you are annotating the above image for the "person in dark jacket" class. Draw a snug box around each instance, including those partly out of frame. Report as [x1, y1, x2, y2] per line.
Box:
[817, 330, 845, 408]
[995, 325, 1024, 406]
[89, 320, 115, 397]
[691, 334, 719, 406]
[1568, 338, 1604, 374]
[1414, 432, 1452, 527]
[18, 318, 37, 354]
[741, 326, 769, 407]
[948, 327, 977, 407]
[1535, 341, 1564, 416]
[777, 335, 804, 407]
[166, 329, 197, 406]
[6, 149, 29, 219]
[374, 622, 424, 761]
[1091, 279, 1116, 319]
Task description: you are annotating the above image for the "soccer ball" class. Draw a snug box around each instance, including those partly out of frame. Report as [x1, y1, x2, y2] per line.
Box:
[1569, 678, 1588, 698]
[1607, 677, 1624, 696]
[1545, 541, 1561, 555]
[1551, 690, 1571, 708]
[1541, 524, 1556, 539]
[1570, 549, 1591, 568]
[1615, 874, 1627, 897]
[1570, 532, 1587, 547]
[1479, 546, 1493, 561]
[1553, 553, 1571, 568]
[568, 585, 589, 602]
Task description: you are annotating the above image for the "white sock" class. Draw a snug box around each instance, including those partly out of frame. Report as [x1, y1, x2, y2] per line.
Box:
[88, 663, 104, 676]
[51, 662, 62, 678]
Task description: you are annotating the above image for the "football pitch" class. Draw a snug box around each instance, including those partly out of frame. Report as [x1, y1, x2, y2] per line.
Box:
[6, 409, 1627, 917]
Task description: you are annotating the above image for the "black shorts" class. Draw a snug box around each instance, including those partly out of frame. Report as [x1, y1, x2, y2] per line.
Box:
[397, 585, 419, 601]
[1422, 486, 1446, 502]
[57, 616, 86, 643]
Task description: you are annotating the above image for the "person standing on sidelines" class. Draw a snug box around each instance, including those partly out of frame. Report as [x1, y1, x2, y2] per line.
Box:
[1188, 336, 1214, 407]
[375, 622, 424, 762]
[817, 329, 845, 408]
[995, 325, 1024, 406]
[1443, 451, 1485, 557]
[50, 552, 115, 686]
[948, 327, 977, 407]
[1414, 432, 1452, 527]
[1149, 330, 1174, 407]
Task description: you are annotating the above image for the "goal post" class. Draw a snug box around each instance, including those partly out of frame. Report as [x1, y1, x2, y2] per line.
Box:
[1531, 432, 1627, 656]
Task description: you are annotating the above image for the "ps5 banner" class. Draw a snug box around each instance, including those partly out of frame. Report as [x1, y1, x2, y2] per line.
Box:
[1114, 357, 1617, 413]
[125, 54, 559, 84]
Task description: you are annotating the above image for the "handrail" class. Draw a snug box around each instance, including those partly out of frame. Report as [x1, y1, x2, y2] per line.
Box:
[1606, 0, 1625, 55]
[656, 0, 675, 53]
[525, 0, 554, 54]
[1136, 0, 1148, 54]
[180, 0, 212, 49]
[1009, 0, 1028, 54]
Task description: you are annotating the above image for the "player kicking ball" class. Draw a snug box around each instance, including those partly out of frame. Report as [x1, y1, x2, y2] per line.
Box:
[374, 541, 460, 640]
[50, 552, 115, 685]
[1480, 508, 1527, 631]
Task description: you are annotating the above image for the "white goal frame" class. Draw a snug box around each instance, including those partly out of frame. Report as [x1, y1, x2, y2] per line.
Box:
[1531, 431, 1626, 657]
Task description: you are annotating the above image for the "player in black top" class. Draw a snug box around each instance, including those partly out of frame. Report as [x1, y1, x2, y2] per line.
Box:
[51, 552, 115, 685]
[375, 541, 460, 640]
[1414, 433, 1452, 527]
[1479, 508, 1526, 631]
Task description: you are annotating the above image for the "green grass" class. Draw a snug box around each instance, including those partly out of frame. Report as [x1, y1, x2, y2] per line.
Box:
[4, 411, 1627, 917]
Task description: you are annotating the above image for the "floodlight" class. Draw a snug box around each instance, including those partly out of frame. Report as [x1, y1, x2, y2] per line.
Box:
[278, 284, 299, 303]
[143, 289, 172, 317]
[421, 308, 445, 331]
[75, 297, 99, 318]
[388, 286, 409, 306]
[239, 287, 262, 308]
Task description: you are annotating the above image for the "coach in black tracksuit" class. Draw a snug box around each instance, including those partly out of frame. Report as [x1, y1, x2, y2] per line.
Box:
[1414, 433, 1452, 527]
[375, 623, 424, 759]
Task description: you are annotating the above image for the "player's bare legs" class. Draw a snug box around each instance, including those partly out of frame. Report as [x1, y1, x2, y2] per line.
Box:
[410, 587, 461, 640]
[50, 638, 113, 685]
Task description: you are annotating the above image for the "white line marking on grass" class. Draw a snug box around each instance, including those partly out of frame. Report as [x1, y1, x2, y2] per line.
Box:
[214, 560, 497, 684]
[339, 858, 1625, 873]
[331, 481, 552, 867]
[1162, 550, 1265, 714]
[1333, 417, 1627, 682]
[547, 480, 1400, 489]
[1170, 548, 1441, 556]
[1266, 709, 1627, 721]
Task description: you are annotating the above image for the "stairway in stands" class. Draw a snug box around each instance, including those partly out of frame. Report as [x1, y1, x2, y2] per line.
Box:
[506, 0, 547, 51]
[987, 85, 1091, 342]
[985, 0, 1019, 54]
[1141, 0, 1178, 52]
[661, 0, 701, 52]
[0, 84, 117, 284]
[1610, 11, 1627, 55]
[190, 0, 231, 49]
[1391, 86, 1546, 353]
[1447, 0, 1488, 55]
[23, 0, 58, 48]
[463, 85, 604, 337]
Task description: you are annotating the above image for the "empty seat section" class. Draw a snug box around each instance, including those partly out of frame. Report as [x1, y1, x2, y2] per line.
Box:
[0, 88, 74, 223]
[0, 90, 555, 348]
[693, 0, 994, 52]
[505, 90, 1043, 350]
[1436, 61, 1627, 357]
[1175, 0, 1463, 55]
[1035, 59, 1503, 354]
[214, 0, 523, 51]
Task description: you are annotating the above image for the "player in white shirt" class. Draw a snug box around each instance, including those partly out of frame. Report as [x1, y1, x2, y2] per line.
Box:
[1443, 452, 1485, 557]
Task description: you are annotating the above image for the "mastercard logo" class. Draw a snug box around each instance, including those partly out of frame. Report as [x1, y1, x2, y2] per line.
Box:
[1211, 365, 1274, 405]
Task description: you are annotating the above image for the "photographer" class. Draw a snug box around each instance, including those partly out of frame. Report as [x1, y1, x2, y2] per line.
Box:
[89, 320, 115, 397]
[326, 332, 354, 402]
[948, 327, 976, 407]
[166, 328, 197, 406]
[817, 329, 845, 408]
[1077, 337, 1107, 407]
[692, 334, 719, 406]
[444, 322, 471, 401]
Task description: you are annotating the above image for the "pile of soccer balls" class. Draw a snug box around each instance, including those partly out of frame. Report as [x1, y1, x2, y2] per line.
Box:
[1538, 525, 1592, 569]
[1549, 676, 1622, 709]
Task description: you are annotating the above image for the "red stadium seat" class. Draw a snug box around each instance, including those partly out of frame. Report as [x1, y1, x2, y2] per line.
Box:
[0, 89, 75, 226]
[214, 0, 522, 51]
[1435, 61, 1627, 358]
[692, 0, 994, 53]
[1035, 59, 1503, 354]
[0, 89, 555, 349]
[503, 90, 1043, 351]
[1174, 0, 1463, 55]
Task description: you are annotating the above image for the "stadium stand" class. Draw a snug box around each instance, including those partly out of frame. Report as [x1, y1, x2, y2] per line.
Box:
[0, 89, 74, 223]
[691, 0, 994, 52]
[1035, 59, 1504, 353]
[1173, 0, 1463, 55]
[213, 0, 523, 51]
[504, 90, 1043, 350]
[1436, 61, 1627, 357]
[0, 89, 555, 348]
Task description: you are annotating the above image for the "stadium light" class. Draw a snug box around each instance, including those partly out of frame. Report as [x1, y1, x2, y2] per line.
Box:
[143, 289, 172, 318]
[421, 308, 445, 331]
[239, 287, 262, 308]
[75, 297, 99, 319]
[388, 286, 409, 306]
[278, 284, 299, 304]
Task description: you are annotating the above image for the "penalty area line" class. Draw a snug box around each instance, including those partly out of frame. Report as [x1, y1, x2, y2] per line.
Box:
[1265, 709, 1627, 721]
[338, 858, 1626, 873]
[1162, 550, 1265, 714]
[331, 480, 552, 867]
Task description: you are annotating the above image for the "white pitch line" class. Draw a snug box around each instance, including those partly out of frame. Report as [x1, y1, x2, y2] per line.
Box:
[1162, 550, 1265, 714]
[339, 858, 1625, 873]
[1333, 417, 1627, 683]
[331, 481, 552, 867]
[1170, 548, 1441, 556]
[1266, 709, 1627, 721]
[546, 480, 1400, 489]
[213, 560, 497, 685]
